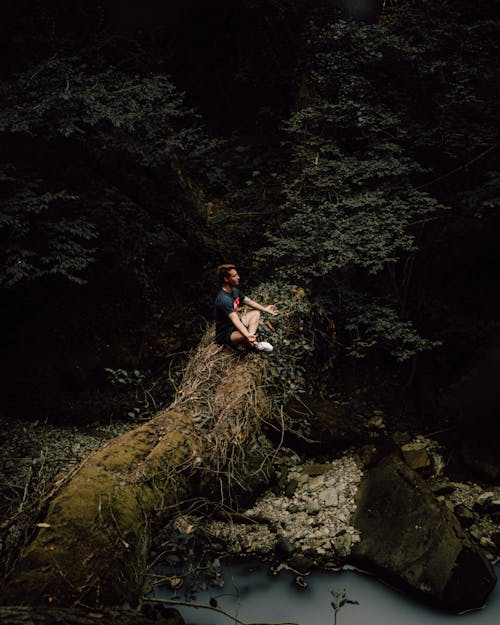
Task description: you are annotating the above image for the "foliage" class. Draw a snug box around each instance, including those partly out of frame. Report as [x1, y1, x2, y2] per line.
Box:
[263, 18, 443, 273]
[0, 164, 96, 286]
[1, 0, 500, 416]
[251, 283, 316, 398]
[104, 367, 157, 420]
[258, 2, 500, 363]
[0, 29, 222, 288]
[342, 292, 440, 361]
[0, 56, 211, 168]
[459, 170, 500, 216]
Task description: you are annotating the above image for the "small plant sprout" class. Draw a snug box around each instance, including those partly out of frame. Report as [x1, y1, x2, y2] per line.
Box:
[330, 587, 359, 625]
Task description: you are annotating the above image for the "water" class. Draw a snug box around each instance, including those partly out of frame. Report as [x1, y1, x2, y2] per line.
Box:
[153, 560, 500, 625]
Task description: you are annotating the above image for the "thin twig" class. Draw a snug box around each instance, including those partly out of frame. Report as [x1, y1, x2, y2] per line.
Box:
[149, 597, 301, 625]
[416, 143, 499, 190]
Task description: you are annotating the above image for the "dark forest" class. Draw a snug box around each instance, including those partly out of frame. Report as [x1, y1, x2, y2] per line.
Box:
[1, 0, 500, 619]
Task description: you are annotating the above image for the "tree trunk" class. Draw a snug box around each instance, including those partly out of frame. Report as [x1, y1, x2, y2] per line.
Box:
[0, 286, 308, 608]
[0, 606, 183, 625]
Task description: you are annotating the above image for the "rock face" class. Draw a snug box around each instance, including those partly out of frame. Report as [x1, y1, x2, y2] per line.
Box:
[350, 454, 496, 613]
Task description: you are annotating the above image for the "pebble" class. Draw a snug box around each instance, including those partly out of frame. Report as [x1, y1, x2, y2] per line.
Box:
[206, 447, 500, 568]
[206, 453, 363, 567]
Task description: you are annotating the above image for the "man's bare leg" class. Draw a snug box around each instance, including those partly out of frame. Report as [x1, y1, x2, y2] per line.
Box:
[241, 310, 260, 336]
[230, 310, 261, 348]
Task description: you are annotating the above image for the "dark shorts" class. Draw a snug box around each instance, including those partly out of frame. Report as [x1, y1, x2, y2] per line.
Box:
[216, 321, 249, 348]
[216, 327, 235, 347]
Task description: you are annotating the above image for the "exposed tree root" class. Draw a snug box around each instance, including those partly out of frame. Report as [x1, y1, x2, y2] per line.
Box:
[0, 286, 311, 608]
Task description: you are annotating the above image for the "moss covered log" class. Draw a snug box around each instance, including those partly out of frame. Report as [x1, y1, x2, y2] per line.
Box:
[0, 286, 311, 607]
[0, 606, 184, 625]
[0, 409, 198, 606]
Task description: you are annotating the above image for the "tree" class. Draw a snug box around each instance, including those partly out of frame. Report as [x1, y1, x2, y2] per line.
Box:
[259, 1, 500, 363]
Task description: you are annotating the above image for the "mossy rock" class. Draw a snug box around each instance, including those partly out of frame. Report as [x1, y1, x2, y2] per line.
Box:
[350, 454, 496, 613]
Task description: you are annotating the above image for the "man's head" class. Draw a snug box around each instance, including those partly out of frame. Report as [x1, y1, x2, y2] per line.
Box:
[216, 264, 239, 287]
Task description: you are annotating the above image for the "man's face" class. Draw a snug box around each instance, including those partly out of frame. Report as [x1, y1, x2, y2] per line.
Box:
[225, 268, 240, 287]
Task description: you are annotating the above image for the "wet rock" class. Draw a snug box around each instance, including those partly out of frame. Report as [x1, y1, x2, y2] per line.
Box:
[479, 536, 497, 553]
[308, 474, 326, 490]
[454, 504, 478, 528]
[357, 438, 399, 469]
[302, 463, 332, 477]
[294, 575, 308, 588]
[351, 454, 496, 613]
[400, 442, 431, 472]
[392, 431, 412, 446]
[206, 454, 363, 567]
[287, 554, 314, 574]
[431, 481, 457, 496]
[319, 488, 338, 507]
[258, 542, 274, 557]
[474, 492, 496, 513]
[275, 536, 296, 559]
[333, 533, 352, 558]
[285, 479, 298, 498]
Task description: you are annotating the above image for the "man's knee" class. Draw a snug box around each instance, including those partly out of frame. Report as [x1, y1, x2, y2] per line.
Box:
[248, 310, 260, 322]
[230, 331, 245, 346]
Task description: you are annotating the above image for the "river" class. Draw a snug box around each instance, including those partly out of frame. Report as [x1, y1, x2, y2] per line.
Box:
[153, 559, 499, 625]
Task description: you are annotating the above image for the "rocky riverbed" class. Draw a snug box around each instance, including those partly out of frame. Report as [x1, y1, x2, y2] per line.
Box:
[207, 453, 363, 567]
[203, 437, 500, 570]
[1, 412, 499, 612]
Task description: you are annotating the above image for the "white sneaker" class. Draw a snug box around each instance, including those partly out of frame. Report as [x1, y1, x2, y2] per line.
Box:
[255, 341, 273, 353]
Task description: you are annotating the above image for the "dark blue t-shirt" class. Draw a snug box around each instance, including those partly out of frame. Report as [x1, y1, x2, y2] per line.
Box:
[214, 287, 245, 344]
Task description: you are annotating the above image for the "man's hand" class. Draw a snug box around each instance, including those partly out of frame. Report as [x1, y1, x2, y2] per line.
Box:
[247, 333, 257, 345]
[265, 304, 278, 316]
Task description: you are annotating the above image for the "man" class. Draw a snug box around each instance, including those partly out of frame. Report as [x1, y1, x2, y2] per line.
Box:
[214, 264, 278, 352]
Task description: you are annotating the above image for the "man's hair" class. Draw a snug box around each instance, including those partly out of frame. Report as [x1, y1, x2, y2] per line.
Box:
[216, 263, 236, 286]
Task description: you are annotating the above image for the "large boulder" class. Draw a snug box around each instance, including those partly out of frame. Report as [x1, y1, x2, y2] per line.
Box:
[350, 454, 496, 613]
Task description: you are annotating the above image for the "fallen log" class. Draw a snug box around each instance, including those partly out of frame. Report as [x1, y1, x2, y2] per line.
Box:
[0, 286, 311, 608]
[0, 605, 183, 625]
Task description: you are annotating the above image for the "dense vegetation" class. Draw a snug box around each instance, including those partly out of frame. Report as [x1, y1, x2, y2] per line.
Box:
[1, 0, 500, 423]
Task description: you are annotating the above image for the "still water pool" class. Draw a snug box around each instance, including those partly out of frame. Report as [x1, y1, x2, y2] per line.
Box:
[153, 560, 499, 625]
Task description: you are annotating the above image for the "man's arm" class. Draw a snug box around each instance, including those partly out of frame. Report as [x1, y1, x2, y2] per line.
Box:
[242, 297, 278, 316]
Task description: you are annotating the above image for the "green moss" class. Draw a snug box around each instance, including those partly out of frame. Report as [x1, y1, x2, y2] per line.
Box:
[352, 455, 495, 610]
[1, 328, 284, 607]
[0, 410, 200, 607]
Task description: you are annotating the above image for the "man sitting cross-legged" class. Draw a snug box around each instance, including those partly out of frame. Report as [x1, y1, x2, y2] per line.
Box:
[214, 264, 278, 352]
